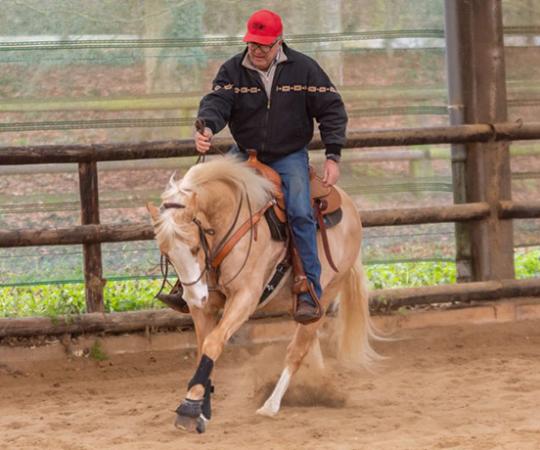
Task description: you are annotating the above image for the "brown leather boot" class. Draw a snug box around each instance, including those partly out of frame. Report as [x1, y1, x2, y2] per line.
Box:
[156, 280, 189, 313]
[293, 292, 323, 325]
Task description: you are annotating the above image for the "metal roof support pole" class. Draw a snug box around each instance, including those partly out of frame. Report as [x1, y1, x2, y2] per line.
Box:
[447, 0, 514, 281]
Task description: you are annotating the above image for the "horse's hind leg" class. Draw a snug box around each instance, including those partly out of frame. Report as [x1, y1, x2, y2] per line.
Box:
[306, 331, 325, 370]
[256, 320, 323, 417]
[256, 279, 344, 417]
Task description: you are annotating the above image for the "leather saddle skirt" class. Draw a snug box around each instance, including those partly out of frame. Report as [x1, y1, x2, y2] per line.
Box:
[245, 150, 342, 220]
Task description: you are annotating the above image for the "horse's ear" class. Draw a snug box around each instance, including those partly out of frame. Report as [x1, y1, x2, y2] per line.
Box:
[146, 202, 160, 223]
[167, 171, 178, 188]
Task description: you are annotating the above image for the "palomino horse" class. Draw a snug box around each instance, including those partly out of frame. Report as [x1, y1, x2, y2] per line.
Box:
[147, 156, 379, 433]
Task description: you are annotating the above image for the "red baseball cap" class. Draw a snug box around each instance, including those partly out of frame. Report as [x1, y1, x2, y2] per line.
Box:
[243, 9, 283, 45]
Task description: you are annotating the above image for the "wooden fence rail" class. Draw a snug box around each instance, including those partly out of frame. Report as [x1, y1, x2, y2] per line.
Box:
[1, 200, 539, 249]
[3, 277, 540, 338]
[0, 201, 501, 247]
[2, 122, 540, 165]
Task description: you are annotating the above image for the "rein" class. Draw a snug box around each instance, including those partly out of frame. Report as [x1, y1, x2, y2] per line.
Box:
[194, 118, 226, 163]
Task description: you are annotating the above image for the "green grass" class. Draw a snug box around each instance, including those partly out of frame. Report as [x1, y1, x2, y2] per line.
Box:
[1, 250, 539, 318]
[514, 248, 540, 279]
[89, 340, 109, 361]
[0, 279, 165, 318]
[366, 260, 456, 290]
[367, 249, 540, 290]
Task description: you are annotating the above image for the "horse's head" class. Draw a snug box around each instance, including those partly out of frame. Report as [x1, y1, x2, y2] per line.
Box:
[148, 158, 276, 310]
[147, 183, 212, 309]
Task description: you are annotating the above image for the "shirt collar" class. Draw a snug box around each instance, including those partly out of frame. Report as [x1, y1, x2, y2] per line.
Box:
[242, 45, 288, 73]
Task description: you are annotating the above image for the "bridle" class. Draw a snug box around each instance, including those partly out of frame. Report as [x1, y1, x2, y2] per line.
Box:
[158, 188, 265, 293]
[159, 202, 217, 287]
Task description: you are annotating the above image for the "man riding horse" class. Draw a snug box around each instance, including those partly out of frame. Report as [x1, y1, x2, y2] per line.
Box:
[167, 8, 348, 324]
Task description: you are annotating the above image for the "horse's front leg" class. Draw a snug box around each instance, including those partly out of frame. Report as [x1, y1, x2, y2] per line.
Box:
[175, 289, 255, 433]
[173, 303, 219, 432]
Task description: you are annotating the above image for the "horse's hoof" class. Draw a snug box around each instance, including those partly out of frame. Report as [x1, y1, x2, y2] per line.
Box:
[175, 414, 207, 433]
[256, 405, 278, 417]
[176, 398, 202, 418]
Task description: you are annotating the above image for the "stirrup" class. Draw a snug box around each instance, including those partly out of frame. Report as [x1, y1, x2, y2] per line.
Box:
[292, 282, 323, 325]
[293, 298, 323, 325]
[156, 281, 189, 313]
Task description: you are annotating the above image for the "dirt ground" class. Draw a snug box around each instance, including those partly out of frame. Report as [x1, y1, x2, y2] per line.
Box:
[1, 319, 540, 450]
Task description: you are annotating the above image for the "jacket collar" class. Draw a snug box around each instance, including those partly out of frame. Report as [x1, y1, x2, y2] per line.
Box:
[281, 42, 295, 62]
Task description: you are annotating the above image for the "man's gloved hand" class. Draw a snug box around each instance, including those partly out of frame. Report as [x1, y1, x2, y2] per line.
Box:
[322, 159, 340, 187]
[195, 127, 213, 154]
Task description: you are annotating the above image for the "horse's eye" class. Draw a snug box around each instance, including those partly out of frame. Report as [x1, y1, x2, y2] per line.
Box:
[190, 246, 200, 256]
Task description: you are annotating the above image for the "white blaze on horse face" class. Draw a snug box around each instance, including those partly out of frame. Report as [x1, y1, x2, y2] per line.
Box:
[167, 242, 208, 309]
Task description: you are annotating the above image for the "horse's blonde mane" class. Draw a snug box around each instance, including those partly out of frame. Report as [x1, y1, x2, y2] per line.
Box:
[155, 157, 274, 250]
[163, 156, 275, 210]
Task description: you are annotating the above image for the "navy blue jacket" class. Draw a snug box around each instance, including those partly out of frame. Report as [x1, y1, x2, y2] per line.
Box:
[197, 43, 347, 164]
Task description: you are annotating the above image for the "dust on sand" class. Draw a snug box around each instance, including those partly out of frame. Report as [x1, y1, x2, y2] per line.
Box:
[1, 319, 540, 450]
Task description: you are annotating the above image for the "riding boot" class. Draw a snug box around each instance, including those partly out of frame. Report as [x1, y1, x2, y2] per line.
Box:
[156, 280, 190, 313]
[290, 241, 323, 324]
[293, 283, 323, 324]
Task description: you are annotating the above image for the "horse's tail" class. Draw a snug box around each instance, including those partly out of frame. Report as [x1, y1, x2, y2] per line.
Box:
[337, 256, 383, 369]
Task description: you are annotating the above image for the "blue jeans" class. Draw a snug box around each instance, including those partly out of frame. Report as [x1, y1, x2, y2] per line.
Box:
[229, 146, 322, 300]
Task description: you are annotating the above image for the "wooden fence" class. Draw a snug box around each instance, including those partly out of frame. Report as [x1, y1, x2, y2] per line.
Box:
[2, 121, 540, 336]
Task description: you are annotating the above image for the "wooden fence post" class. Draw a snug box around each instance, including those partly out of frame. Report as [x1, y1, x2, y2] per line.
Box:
[455, 0, 515, 281]
[78, 161, 105, 312]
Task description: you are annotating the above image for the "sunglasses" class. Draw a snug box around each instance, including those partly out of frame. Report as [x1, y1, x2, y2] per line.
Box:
[247, 39, 280, 54]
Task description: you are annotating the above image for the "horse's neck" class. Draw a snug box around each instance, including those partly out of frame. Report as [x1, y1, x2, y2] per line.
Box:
[202, 180, 284, 296]
[200, 181, 240, 241]
[202, 179, 279, 256]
